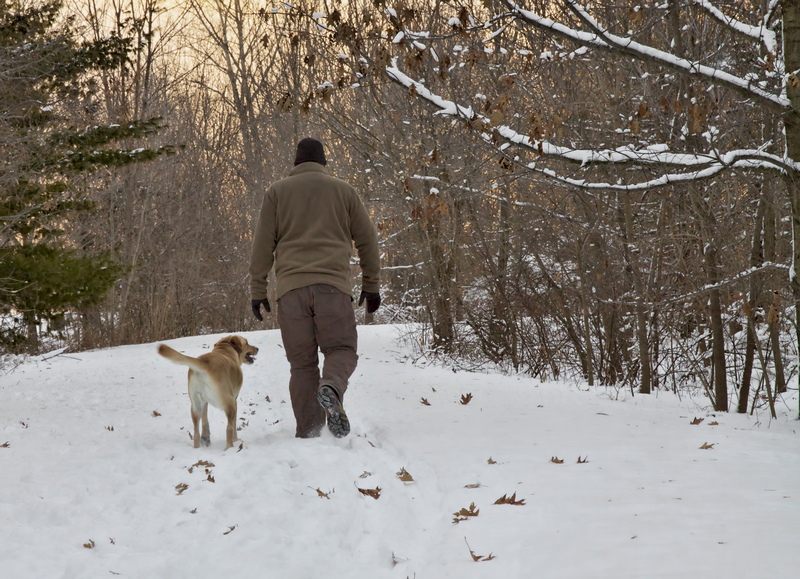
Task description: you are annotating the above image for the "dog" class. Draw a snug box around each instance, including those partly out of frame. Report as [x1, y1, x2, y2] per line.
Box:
[158, 335, 258, 449]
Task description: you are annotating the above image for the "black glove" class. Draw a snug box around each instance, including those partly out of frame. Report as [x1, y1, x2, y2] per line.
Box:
[358, 291, 381, 314]
[251, 298, 270, 321]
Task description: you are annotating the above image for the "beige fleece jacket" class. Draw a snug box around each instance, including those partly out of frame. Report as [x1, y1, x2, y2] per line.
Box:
[249, 162, 380, 300]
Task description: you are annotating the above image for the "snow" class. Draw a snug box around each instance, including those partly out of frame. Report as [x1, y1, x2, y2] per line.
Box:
[1, 325, 798, 578]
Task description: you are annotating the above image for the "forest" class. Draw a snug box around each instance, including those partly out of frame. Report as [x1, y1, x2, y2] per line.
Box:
[1, 0, 798, 417]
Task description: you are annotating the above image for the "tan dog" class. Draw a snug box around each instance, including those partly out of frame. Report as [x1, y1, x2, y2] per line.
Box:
[158, 335, 258, 449]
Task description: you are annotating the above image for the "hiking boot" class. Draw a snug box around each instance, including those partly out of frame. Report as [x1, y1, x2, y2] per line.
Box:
[317, 385, 350, 438]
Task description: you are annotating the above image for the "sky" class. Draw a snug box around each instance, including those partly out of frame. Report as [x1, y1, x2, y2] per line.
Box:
[1, 324, 798, 578]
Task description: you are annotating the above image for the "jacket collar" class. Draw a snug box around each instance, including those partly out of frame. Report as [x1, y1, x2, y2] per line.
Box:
[289, 162, 328, 177]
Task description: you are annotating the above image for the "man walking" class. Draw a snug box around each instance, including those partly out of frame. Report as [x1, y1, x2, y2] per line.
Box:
[249, 138, 381, 438]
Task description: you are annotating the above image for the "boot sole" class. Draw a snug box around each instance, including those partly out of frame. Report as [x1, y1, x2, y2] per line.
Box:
[317, 385, 350, 438]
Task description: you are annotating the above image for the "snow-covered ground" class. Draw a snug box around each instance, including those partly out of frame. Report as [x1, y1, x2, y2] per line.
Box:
[1, 325, 798, 578]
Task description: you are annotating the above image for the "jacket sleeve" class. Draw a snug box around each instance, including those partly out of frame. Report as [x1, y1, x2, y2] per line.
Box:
[249, 189, 278, 300]
[349, 192, 381, 293]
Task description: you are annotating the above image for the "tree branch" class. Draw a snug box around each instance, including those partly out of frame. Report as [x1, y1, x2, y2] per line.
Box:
[497, 0, 789, 112]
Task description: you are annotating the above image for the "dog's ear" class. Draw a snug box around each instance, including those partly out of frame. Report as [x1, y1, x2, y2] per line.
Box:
[218, 336, 244, 353]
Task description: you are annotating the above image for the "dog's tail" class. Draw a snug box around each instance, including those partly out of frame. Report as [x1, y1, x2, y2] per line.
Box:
[157, 344, 208, 374]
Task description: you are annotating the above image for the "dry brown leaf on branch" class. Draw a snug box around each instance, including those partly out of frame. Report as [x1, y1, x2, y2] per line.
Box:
[550, 456, 564, 464]
[175, 483, 189, 495]
[1, 442, 10, 448]
[357, 486, 382, 500]
[709, 421, 719, 426]
[690, 417, 704, 425]
[490, 108, 505, 126]
[152, 410, 161, 417]
[421, 398, 431, 406]
[577, 455, 589, 464]
[206, 474, 215, 483]
[83, 539, 95, 549]
[487, 457, 497, 465]
[494, 492, 526, 506]
[397, 467, 414, 482]
[223, 525, 237, 535]
[312, 487, 331, 500]
[699, 442, 715, 450]
[460, 393, 473, 405]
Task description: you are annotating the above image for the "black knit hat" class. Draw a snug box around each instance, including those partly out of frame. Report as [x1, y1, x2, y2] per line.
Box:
[294, 137, 327, 166]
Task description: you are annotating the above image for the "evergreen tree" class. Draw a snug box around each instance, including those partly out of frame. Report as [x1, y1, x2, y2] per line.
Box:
[0, 0, 172, 351]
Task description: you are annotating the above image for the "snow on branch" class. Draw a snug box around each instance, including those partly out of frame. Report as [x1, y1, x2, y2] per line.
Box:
[384, 58, 797, 192]
[691, 0, 777, 54]
[498, 0, 789, 111]
[527, 154, 789, 193]
[606, 262, 790, 308]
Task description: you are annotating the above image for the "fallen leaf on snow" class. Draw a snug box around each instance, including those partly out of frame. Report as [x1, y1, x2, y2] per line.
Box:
[188, 460, 215, 473]
[494, 492, 526, 505]
[357, 486, 381, 500]
[453, 502, 480, 524]
[397, 467, 414, 482]
[465, 537, 495, 562]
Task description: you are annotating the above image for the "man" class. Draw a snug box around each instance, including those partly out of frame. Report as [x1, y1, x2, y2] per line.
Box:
[249, 137, 381, 438]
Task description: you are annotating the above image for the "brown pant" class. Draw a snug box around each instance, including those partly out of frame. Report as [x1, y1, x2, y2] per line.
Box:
[277, 284, 358, 437]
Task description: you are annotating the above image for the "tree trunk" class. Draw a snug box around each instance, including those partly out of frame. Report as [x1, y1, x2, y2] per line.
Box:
[739, 195, 765, 413]
[781, 1, 800, 419]
[689, 188, 727, 411]
[620, 191, 651, 394]
[707, 248, 728, 412]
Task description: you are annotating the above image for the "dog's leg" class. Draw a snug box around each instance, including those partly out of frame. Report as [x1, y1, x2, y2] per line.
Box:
[201, 402, 211, 447]
[232, 400, 239, 443]
[224, 401, 237, 450]
[191, 404, 201, 449]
